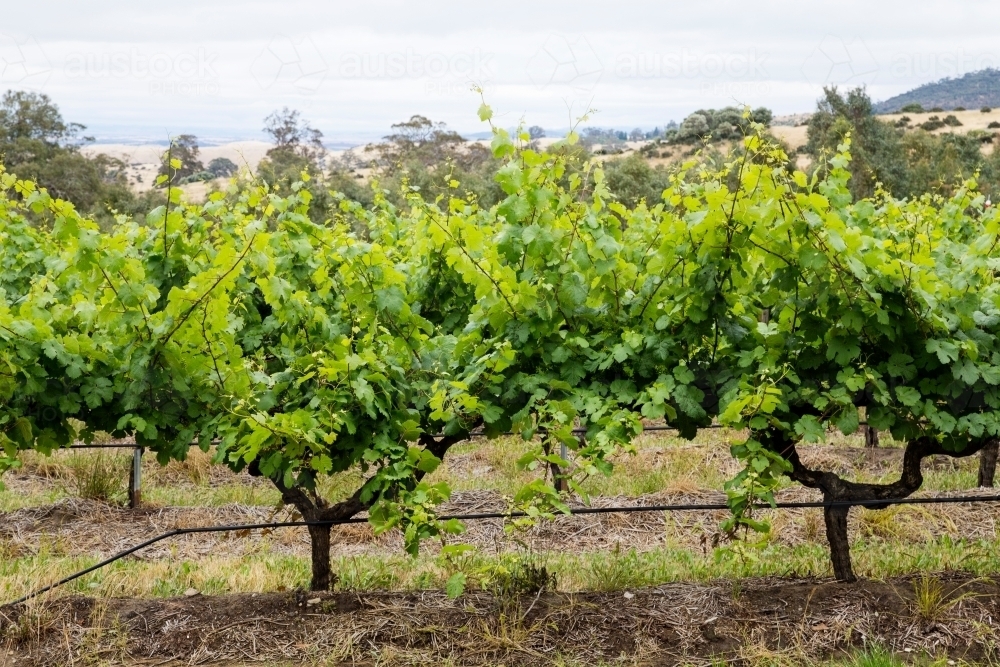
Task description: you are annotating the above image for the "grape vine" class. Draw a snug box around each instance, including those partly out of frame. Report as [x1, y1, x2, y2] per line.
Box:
[3, 107, 1000, 588]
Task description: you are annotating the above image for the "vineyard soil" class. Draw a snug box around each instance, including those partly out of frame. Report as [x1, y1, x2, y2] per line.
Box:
[3, 432, 1000, 664]
[4, 575, 1000, 666]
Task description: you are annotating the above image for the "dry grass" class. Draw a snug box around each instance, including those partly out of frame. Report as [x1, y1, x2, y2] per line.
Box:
[0, 428, 985, 512]
[2, 428, 1000, 664]
[4, 576, 999, 666]
[4, 524, 1000, 606]
[907, 574, 981, 624]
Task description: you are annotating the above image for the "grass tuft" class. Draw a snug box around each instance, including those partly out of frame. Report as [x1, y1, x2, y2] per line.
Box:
[909, 574, 977, 623]
[68, 450, 129, 505]
[583, 544, 658, 591]
[836, 646, 905, 667]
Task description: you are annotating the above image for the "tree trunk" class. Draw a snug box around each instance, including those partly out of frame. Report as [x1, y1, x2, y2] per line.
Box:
[979, 440, 999, 488]
[263, 480, 363, 593]
[863, 425, 879, 448]
[253, 432, 468, 591]
[775, 434, 992, 586]
[307, 522, 334, 591]
[823, 502, 855, 582]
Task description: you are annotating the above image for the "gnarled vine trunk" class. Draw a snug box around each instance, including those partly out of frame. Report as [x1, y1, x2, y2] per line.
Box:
[306, 523, 332, 590]
[863, 425, 879, 449]
[276, 484, 366, 591]
[979, 439, 999, 488]
[256, 433, 467, 591]
[823, 503, 852, 581]
[775, 435, 990, 583]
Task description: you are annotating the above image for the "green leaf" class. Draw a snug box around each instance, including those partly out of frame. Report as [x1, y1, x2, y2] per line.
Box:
[895, 386, 922, 407]
[10, 418, 32, 447]
[886, 353, 915, 379]
[835, 407, 859, 435]
[793, 415, 825, 442]
[446, 572, 467, 598]
[416, 451, 441, 474]
[927, 339, 959, 364]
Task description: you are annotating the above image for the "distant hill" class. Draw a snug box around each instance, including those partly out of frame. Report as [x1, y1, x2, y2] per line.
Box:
[874, 69, 1000, 113]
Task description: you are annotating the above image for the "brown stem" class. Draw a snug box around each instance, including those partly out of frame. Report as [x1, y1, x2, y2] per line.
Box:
[306, 523, 333, 591]
[261, 432, 469, 591]
[773, 434, 989, 582]
[863, 425, 879, 449]
[979, 439, 999, 488]
[824, 504, 854, 582]
[276, 484, 366, 591]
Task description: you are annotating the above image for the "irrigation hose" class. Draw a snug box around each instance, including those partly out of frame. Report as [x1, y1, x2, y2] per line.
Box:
[64, 424, 735, 449]
[6, 493, 1000, 607]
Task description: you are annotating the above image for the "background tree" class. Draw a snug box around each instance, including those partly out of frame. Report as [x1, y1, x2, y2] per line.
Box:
[675, 113, 710, 142]
[207, 157, 238, 178]
[602, 152, 670, 208]
[0, 90, 154, 223]
[257, 108, 327, 186]
[807, 86, 1000, 200]
[264, 107, 325, 154]
[0, 90, 88, 151]
[673, 107, 773, 143]
[365, 115, 502, 207]
[369, 115, 465, 170]
[156, 134, 204, 186]
[580, 127, 626, 149]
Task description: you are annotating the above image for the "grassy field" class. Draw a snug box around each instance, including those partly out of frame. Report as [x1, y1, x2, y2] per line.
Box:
[0, 428, 984, 511]
[2, 428, 999, 665]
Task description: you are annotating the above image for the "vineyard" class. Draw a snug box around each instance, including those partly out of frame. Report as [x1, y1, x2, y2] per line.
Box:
[4, 106, 1000, 665]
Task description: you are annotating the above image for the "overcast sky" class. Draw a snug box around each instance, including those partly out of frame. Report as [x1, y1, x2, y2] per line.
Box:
[2, 0, 998, 144]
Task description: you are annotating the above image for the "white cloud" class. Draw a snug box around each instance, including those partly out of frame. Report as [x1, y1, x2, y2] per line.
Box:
[4, 0, 998, 142]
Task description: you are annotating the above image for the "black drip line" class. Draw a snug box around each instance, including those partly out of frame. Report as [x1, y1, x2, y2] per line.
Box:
[7, 492, 1000, 607]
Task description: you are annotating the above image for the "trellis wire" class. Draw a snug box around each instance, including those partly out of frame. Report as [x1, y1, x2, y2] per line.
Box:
[7, 492, 1000, 607]
[59, 421, 867, 508]
[64, 423, 735, 449]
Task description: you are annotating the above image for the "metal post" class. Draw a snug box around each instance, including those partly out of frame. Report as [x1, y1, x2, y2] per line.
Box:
[129, 447, 143, 509]
[557, 442, 570, 493]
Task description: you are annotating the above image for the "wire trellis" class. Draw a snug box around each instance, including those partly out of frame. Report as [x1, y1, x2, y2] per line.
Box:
[7, 492, 1000, 607]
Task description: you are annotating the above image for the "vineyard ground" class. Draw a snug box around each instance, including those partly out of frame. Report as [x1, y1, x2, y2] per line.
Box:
[4, 574, 999, 666]
[2, 430, 1000, 665]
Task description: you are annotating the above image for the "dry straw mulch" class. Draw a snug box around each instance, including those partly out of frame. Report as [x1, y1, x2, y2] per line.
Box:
[2, 484, 999, 564]
[3, 573, 1000, 666]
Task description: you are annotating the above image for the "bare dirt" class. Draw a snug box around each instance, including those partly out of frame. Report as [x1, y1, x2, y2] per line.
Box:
[3, 483, 999, 568]
[3, 444, 999, 664]
[2, 446, 996, 564]
[3, 574, 999, 666]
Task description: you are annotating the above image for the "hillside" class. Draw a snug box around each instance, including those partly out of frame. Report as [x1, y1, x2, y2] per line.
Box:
[874, 68, 1000, 113]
